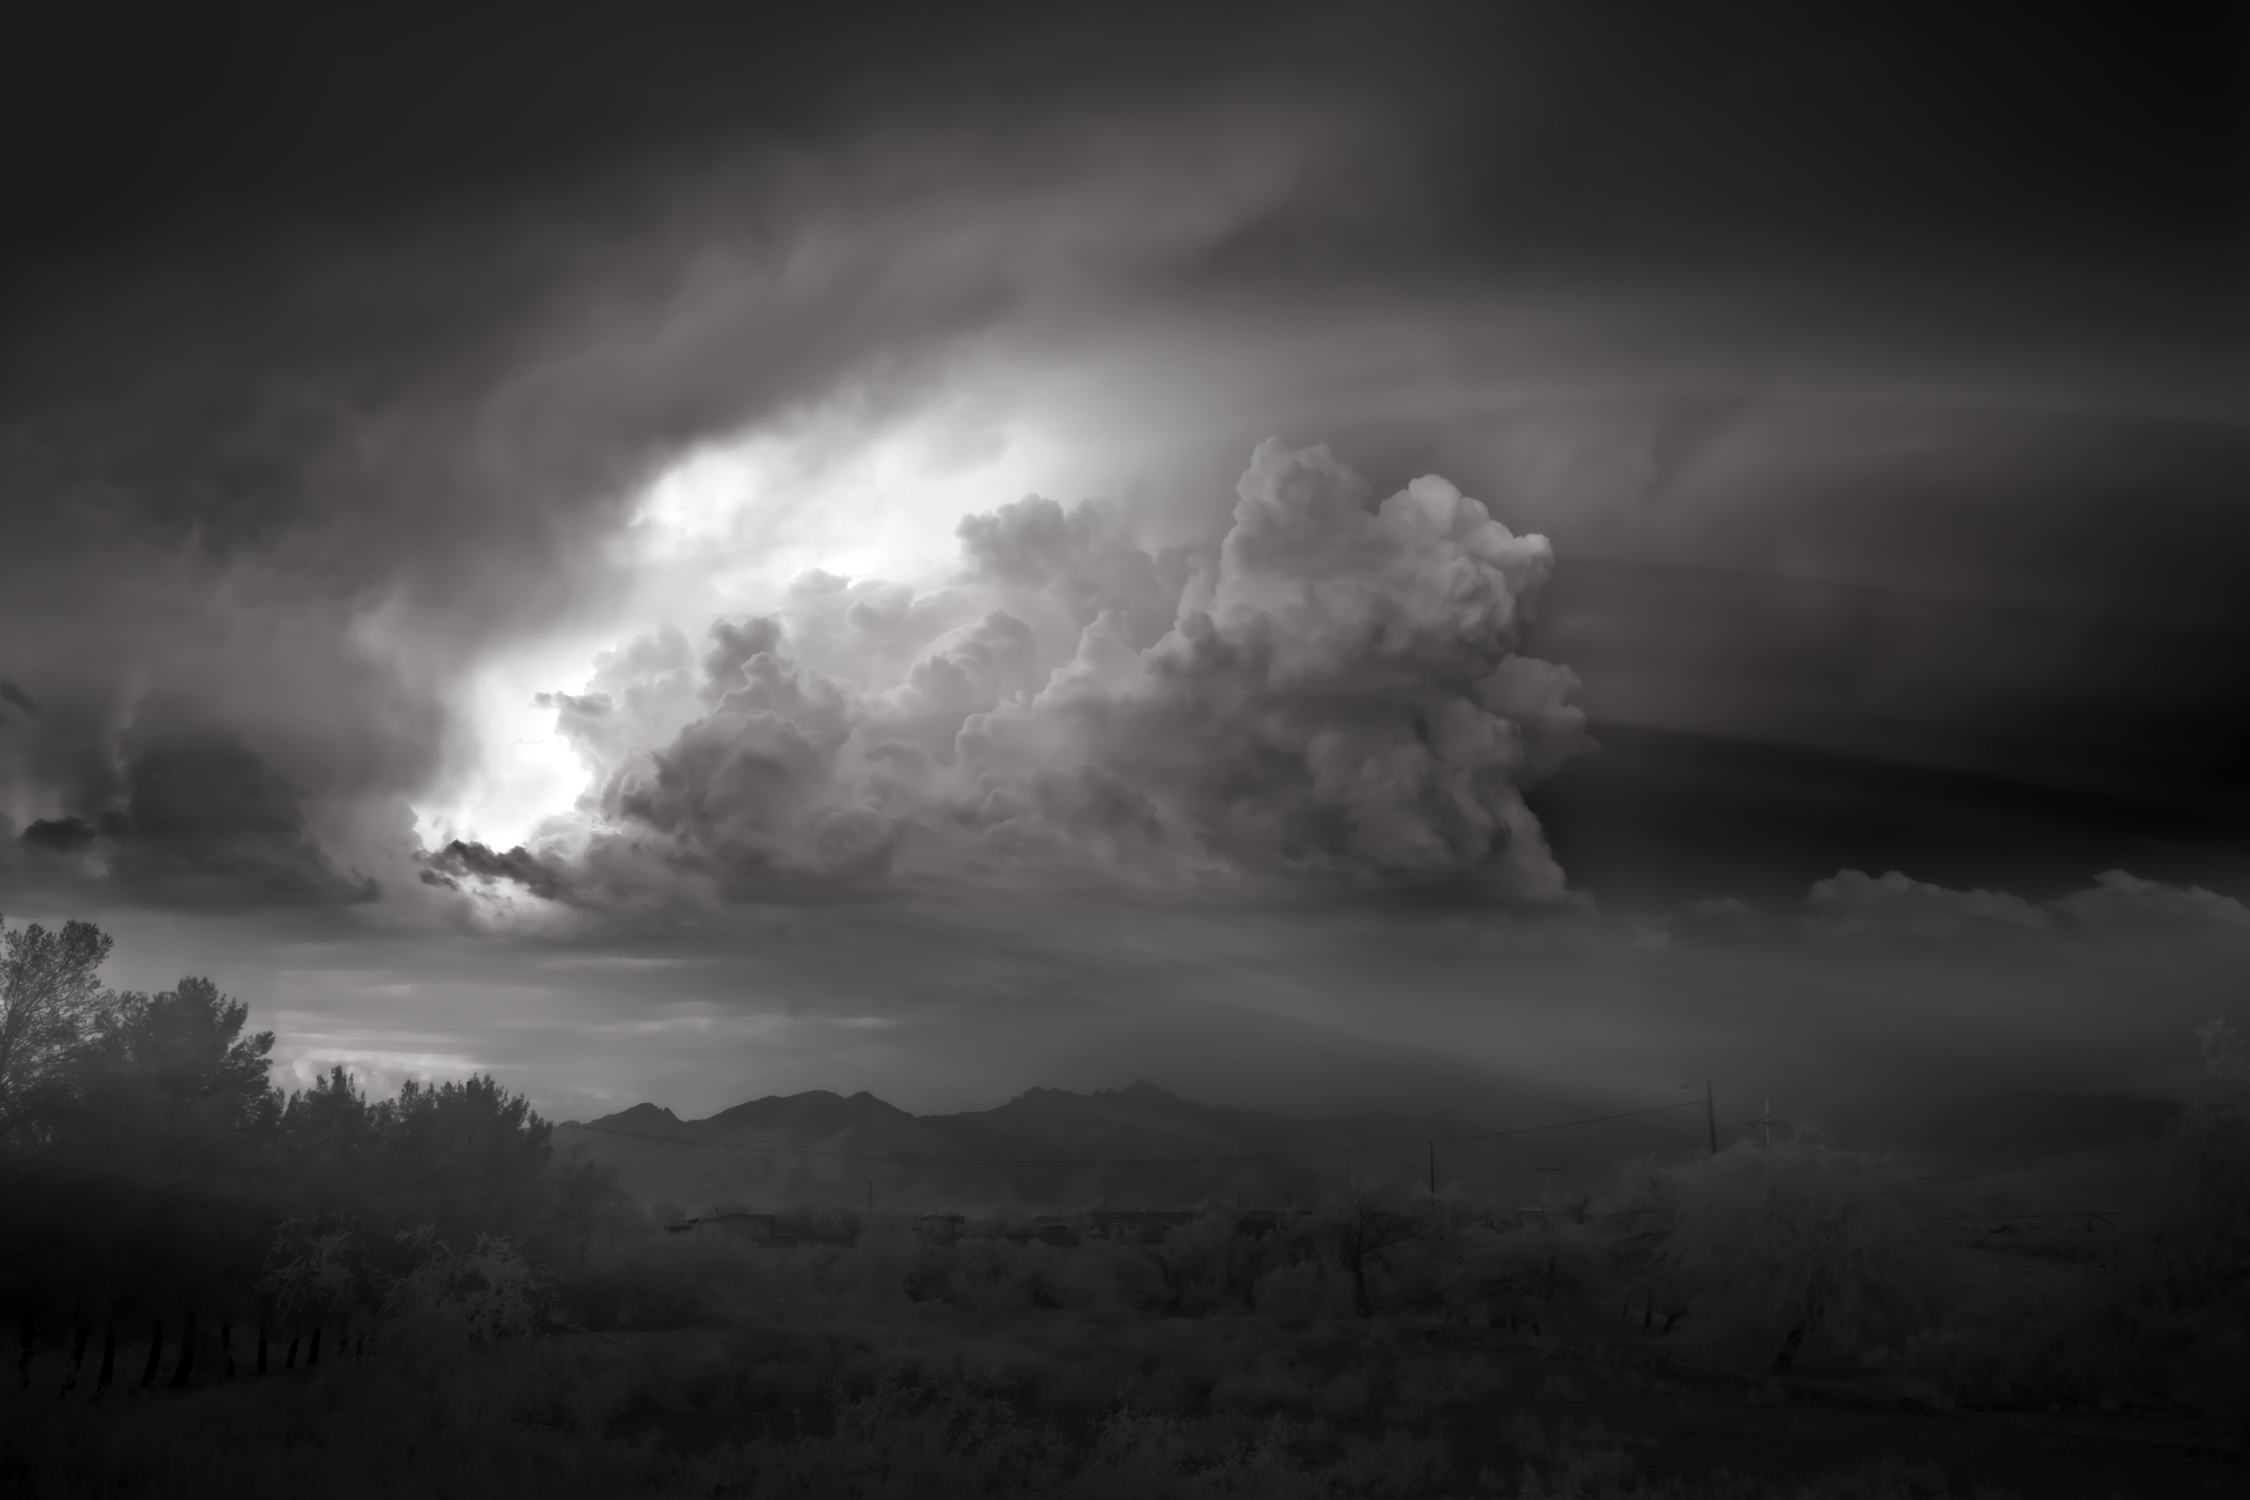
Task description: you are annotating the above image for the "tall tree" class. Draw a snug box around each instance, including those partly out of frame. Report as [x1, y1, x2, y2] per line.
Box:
[378, 1075, 555, 1243]
[65, 978, 283, 1332]
[0, 918, 113, 1144]
[71, 977, 280, 1157]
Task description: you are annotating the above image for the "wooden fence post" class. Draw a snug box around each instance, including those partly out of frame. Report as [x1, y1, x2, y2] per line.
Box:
[61, 1320, 91, 1396]
[94, 1323, 115, 1396]
[137, 1317, 163, 1389]
[168, 1307, 197, 1389]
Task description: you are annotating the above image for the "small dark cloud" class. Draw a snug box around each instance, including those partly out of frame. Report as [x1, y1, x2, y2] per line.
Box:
[0, 679, 39, 717]
[11, 710, 375, 910]
[421, 840, 577, 905]
[20, 815, 99, 854]
[109, 723, 373, 903]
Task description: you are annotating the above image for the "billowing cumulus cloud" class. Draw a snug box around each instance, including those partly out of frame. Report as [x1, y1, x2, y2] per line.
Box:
[1796, 867, 2250, 943]
[1802, 869, 2051, 941]
[2052, 869, 2250, 932]
[0, 104, 1322, 916]
[437, 440, 1589, 909]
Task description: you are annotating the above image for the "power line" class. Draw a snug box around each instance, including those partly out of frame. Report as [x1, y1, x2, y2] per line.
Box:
[561, 1099, 1703, 1169]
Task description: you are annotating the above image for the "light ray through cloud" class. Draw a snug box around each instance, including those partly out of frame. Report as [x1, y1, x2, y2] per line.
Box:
[411, 379, 1103, 854]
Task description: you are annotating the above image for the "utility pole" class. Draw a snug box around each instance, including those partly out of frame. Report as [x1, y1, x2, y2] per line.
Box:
[1682, 1079, 1720, 1154]
[1748, 1099, 1789, 1149]
[1427, 1141, 1437, 1196]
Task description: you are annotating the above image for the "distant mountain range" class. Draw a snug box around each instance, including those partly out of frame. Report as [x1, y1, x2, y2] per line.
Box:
[556, 1080, 2188, 1215]
[556, 1080, 1649, 1215]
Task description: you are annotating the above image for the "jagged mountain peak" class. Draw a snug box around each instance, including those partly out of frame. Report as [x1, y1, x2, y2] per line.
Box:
[698, 1088, 919, 1134]
[581, 1101, 683, 1131]
[994, 1080, 1189, 1111]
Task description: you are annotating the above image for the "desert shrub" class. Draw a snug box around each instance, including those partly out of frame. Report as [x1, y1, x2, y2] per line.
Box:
[671, 1374, 1452, 1499]
[894, 1232, 1160, 1318]
[1208, 1353, 1314, 1412]
[1887, 1298, 2176, 1414]
[2128, 1021, 2250, 1318]
[1053, 1235, 1165, 1312]
[1252, 1258, 1355, 1323]
[1883, 1024, 2250, 1420]
[1311, 1369, 1369, 1418]
[262, 1215, 369, 1333]
[573, 1230, 762, 1328]
[2113, 1029, 2250, 1427]
[378, 1226, 549, 1352]
[1414, 1215, 1591, 1333]
[1930, 1021, 2246, 1423]
[0, 1350, 2019, 1500]
[569, 1228, 937, 1332]
[1298, 1194, 1421, 1318]
[1602, 1136, 1957, 1372]
[1150, 1213, 1267, 1315]
[914, 1237, 1056, 1314]
[835, 1221, 922, 1308]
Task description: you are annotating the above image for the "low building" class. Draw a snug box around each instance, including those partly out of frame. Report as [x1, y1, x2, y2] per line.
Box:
[1003, 1214, 1082, 1247]
[1086, 1209, 1196, 1244]
[670, 1210, 858, 1247]
[1232, 1208, 1309, 1238]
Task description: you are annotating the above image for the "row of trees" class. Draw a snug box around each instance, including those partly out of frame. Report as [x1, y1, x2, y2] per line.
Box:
[0, 915, 625, 1389]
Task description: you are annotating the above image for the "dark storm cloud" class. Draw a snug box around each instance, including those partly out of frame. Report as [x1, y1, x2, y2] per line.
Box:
[12, 705, 376, 908]
[3, 2, 2241, 934]
[421, 840, 575, 904]
[1, 13, 1367, 908]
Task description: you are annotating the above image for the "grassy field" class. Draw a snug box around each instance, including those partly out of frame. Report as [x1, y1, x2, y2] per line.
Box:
[3, 1207, 2241, 1499]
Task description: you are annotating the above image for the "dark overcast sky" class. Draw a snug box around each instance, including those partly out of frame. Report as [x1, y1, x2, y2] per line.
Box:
[3, 4, 2245, 1121]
